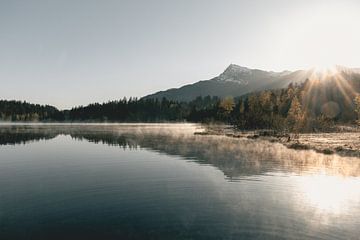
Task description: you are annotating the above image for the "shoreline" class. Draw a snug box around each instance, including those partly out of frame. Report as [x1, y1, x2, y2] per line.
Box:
[1, 122, 360, 158]
[196, 125, 360, 158]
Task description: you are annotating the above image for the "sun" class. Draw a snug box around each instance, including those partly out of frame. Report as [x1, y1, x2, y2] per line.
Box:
[312, 63, 337, 75]
[309, 64, 340, 81]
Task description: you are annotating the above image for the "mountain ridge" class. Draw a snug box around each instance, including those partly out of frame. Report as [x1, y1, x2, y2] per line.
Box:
[143, 64, 312, 101]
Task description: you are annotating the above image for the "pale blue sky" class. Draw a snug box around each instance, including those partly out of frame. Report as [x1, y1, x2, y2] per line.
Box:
[1, 0, 360, 109]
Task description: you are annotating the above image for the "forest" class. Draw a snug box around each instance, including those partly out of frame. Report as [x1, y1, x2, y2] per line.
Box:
[0, 100, 64, 122]
[1, 74, 360, 132]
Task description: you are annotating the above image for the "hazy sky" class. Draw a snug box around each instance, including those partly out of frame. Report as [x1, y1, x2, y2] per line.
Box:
[1, 0, 360, 109]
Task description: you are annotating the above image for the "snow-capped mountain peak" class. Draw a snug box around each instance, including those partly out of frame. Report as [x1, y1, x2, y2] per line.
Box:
[222, 64, 251, 75]
[218, 64, 252, 84]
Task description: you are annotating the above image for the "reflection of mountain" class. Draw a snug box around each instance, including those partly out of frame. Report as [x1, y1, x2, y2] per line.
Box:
[1, 125, 359, 178]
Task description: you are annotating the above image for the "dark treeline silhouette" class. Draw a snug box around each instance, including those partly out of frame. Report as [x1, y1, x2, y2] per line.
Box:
[0, 97, 226, 123]
[1, 71, 360, 132]
[0, 100, 64, 121]
[69, 97, 191, 122]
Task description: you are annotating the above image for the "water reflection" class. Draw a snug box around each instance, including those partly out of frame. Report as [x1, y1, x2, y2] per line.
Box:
[295, 174, 360, 214]
[0, 124, 359, 178]
[1, 124, 360, 239]
[0, 124, 360, 180]
[0, 125, 58, 145]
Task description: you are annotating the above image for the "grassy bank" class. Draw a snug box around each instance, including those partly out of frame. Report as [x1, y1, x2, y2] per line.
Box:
[196, 125, 360, 158]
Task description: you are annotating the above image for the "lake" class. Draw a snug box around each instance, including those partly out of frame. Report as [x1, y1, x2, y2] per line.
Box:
[0, 124, 360, 240]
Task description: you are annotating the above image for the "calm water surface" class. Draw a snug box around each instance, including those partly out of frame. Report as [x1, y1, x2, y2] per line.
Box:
[0, 124, 360, 240]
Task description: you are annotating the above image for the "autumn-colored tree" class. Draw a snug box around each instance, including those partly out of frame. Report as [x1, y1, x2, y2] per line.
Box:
[286, 96, 304, 132]
[239, 101, 245, 114]
[219, 97, 235, 113]
[218, 97, 235, 121]
[354, 95, 360, 124]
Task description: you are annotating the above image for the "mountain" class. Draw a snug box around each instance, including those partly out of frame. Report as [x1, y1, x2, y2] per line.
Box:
[143, 64, 314, 101]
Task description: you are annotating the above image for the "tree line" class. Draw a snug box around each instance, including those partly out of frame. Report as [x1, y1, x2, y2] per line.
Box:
[0, 100, 64, 121]
[1, 74, 360, 132]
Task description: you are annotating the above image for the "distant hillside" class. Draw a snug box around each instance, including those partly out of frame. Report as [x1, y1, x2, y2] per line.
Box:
[143, 64, 315, 101]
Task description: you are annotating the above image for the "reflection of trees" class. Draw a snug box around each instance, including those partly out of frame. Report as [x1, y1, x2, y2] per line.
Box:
[74, 131, 360, 178]
[0, 126, 58, 145]
[1, 125, 360, 178]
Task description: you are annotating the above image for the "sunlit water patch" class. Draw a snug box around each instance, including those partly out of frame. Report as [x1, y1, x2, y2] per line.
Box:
[295, 174, 360, 214]
[0, 124, 359, 240]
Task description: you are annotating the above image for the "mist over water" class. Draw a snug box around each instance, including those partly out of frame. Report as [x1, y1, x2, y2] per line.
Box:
[0, 124, 359, 239]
